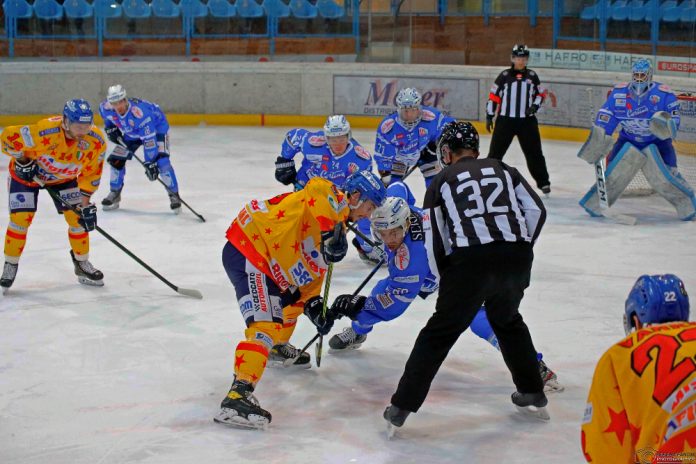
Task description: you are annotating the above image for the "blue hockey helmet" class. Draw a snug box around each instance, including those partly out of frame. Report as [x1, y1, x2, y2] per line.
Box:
[63, 99, 94, 125]
[623, 274, 689, 335]
[395, 88, 423, 130]
[630, 59, 653, 97]
[344, 171, 387, 208]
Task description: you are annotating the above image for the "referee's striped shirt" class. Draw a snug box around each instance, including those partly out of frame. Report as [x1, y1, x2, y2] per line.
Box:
[424, 157, 546, 268]
[486, 67, 547, 119]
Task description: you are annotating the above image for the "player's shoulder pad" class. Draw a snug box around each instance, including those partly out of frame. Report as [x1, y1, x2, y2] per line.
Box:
[657, 83, 674, 94]
[100, 100, 114, 111]
[308, 132, 326, 147]
[379, 116, 397, 134]
[614, 82, 629, 89]
[353, 143, 371, 160]
[421, 108, 437, 122]
[130, 103, 145, 119]
[528, 69, 537, 77]
[407, 210, 425, 242]
[87, 127, 106, 145]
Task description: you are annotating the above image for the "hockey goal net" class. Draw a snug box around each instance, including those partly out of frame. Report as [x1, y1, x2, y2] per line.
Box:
[624, 93, 696, 196]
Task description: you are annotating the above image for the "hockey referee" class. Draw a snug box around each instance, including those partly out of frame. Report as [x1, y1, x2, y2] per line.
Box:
[384, 121, 549, 430]
[486, 44, 551, 195]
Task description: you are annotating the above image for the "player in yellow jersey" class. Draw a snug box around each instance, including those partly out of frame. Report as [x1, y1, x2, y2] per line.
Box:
[215, 171, 387, 429]
[582, 274, 695, 463]
[0, 100, 106, 293]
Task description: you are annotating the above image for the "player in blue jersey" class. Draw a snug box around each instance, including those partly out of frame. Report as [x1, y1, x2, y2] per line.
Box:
[274, 115, 373, 190]
[98, 85, 182, 213]
[327, 183, 563, 393]
[374, 87, 455, 189]
[578, 59, 695, 220]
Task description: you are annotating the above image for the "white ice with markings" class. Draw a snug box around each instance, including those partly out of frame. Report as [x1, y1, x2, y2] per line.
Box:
[1, 126, 694, 463]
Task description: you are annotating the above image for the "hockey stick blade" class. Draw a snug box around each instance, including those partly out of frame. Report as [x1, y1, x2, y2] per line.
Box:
[177, 287, 203, 299]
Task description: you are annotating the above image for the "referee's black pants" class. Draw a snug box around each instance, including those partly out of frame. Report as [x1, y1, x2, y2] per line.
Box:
[390, 241, 543, 413]
[488, 116, 550, 189]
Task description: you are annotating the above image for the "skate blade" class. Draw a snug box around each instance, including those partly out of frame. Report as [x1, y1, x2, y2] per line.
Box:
[544, 380, 565, 393]
[386, 421, 398, 440]
[172, 207, 181, 215]
[77, 276, 104, 287]
[2, 286, 9, 295]
[270, 358, 311, 369]
[515, 405, 550, 421]
[102, 204, 120, 211]
[214, 410, 269, 430]
[329, 343, 363, 354]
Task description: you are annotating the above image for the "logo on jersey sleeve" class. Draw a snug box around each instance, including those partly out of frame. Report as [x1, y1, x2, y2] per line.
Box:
[658, 84, 672, 93]
[395, 243, 410, 270]
[650, 95, 660, 105]
[376, 293, 394, 308]
[380, 119, 395, 134]
[237, 207, 252, 227]
[249, 198, 268, 213]
[421, 109, 436, 121]
[348, 162, 359, 174]
[418, 127, 428, 137]
[300, 236, 326, 275]
[20, 126, 35, 148]
[354, 145, 371, 160]
[308, 135, 326, 147]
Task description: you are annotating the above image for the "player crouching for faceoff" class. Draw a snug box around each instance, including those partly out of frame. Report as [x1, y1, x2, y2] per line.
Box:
[215, 171, 387, 429]
[582, 274, 694, 462]
[99, 85, 182, 213]
[578, 59, 696, 220]
[0, 100, 106, 293]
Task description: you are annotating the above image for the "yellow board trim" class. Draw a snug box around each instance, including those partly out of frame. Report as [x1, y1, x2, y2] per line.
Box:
[0, 114, 591, 143]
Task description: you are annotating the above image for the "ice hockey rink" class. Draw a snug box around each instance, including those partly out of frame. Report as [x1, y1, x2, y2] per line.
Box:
[0, 125, 694, 464]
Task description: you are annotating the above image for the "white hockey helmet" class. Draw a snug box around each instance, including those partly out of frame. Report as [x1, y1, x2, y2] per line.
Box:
[371, 197, 411, 238]
[107, 84, 127, 103]
[395, 88, 423, 130]
[323, 115, 351, 139]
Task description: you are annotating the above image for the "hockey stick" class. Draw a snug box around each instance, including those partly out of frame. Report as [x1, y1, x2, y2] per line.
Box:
[286, 253, 385, 367]
[111, 136, 205, 222]
[314, 261, 334, 368]
[129, 151, 206, 222]
[586, 87, 636, 226]
[39, 180, 203, 299]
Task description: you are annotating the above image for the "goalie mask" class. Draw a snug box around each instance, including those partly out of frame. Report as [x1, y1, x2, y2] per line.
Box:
[436, 121, 479, 166]
[630, 59, 653, 98]
[623, 274, 689, 335]
[395, 88, 423, 130]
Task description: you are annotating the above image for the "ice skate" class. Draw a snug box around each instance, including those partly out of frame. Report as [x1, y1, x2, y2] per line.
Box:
[168, 192, 182, 214]
[539, 359, 564, 393]
[71, 251, 104, 286]
[329, 327, 367, 352]
[384, 404, 410, 439]
[1, 261, 18, 294]
[101, 189, 121, 211]
[511, 391, 550, 421]
[540, 185, 551, 198]
[268, 343, 311, 368]
[214, 380, 271, 430]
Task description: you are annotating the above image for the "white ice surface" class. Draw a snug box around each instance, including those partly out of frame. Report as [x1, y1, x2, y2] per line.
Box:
[0, 126, 694, 464]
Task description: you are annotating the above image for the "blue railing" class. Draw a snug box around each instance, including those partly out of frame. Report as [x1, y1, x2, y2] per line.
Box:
[2, 0, 360, 57]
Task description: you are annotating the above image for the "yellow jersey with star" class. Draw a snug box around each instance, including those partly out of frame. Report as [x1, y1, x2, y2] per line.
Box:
[582, 321, 696, 463]
[226, 177, 349, 292]
[1, 116, 106, 195]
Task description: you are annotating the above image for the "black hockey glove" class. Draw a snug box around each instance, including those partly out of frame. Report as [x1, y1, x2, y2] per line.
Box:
[320, 224, 348, 264]
[280, 285, 301, 307]
[485, 115, 494, 133]
[303, 296, 335, 335]
[275, 156, 297, 186]
[77, 203, 98, 231]
[14, 158, 37, 182]
[331, 294, 367, 320]
[143, 160, 159, 181]
[105, 125, 124, 145]
[526, 104, 540, 117]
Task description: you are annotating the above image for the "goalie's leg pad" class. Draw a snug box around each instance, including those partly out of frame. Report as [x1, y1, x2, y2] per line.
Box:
[577, 124, 616, 164]
[641, 144, 696, 220]
[579, 143, 646, 216]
